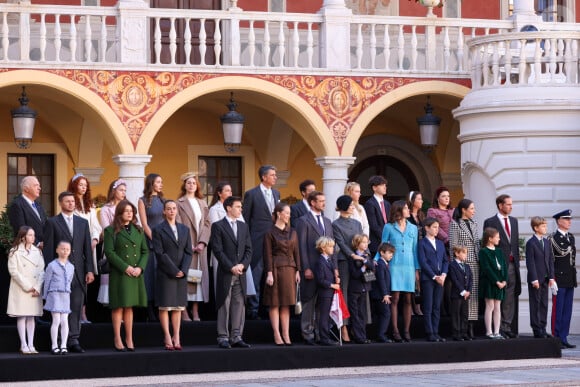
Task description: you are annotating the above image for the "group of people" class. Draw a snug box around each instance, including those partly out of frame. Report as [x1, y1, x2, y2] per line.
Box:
[4, 167, 577, 354]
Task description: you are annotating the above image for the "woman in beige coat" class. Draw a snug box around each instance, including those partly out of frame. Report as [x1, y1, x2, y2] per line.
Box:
[176, 172, 211, 321]
[7, 226, 45, 354]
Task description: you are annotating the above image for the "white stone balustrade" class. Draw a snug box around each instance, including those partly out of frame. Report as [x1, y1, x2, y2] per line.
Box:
[468, 31, 580, 88]
[0, 2, 578, 80]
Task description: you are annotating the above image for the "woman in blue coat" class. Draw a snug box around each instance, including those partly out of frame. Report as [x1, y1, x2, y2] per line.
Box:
[379, 200, 419, 342]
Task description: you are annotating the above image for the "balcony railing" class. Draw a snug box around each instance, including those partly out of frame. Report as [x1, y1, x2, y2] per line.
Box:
[0, 2, 578, 81]
[468, 31, 580, 87]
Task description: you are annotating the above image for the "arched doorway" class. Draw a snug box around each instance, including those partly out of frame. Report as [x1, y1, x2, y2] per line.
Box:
[349, 155, 419, 204]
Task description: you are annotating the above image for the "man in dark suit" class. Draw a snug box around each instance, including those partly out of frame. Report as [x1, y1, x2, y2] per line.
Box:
[363, 175, 391, 256]
[296, 190, 335, 345]
[525, 216, 555, 339]
[242, 165, 280, 319]
[210, 196, 252, 349]
[8, 176, 47, 248]
[483, 194, 521, 338]
[290, 179, 316, 228]
[43, 191, 94, 353]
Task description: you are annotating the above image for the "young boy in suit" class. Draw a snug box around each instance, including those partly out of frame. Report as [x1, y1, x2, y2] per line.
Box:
[526, 216, 556, 338]
[448, 245, 473, 341]
[315, 236, 340, 346]
[370, 242, 394, 343]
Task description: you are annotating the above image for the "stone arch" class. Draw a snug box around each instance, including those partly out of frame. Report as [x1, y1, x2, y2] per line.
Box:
[0, 69, 130, 154]
[353, 134, 441, 200]
[138, 76, 334, 156]
[343, 80, 471, 156]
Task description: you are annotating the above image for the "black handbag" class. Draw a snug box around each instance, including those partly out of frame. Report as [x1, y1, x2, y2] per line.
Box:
[362, 269, 376, 283]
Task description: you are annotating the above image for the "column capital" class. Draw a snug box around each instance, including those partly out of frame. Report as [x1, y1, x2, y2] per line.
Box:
[112, 154, 152, 165]
[112, 154, 152, 205]
[315, 156, 356, 218]
[315, 156, 356, 169]
[73, 167, 105, 186]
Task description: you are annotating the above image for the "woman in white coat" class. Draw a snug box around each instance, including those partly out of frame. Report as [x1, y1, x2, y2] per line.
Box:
[7, 226, 45, 354]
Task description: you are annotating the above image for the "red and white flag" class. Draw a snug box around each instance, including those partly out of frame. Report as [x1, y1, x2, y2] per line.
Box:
[330, 288, 350, 328]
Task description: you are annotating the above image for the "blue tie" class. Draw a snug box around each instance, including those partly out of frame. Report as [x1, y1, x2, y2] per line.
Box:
[317, 215, 324, 235]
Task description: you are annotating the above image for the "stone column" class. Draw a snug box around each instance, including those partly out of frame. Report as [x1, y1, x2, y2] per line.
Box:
[318, 0, 352, 70]
[116, 0, 149, 64]
[73, 167, 105, 187]
[509, 0, 542, 31]
[112, 154, 152, 206]
[315, 156, 356, 219]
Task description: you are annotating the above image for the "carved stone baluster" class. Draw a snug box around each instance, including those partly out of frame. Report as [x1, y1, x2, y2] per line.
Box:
[184, 18, 192, 65]
[278, 20, 285, 67]
[397, 24, 404, 70]
[370, 24, 376, 69]
[411, 25, 417, 71]
[356, 23, 363, 69]
[84, 15, 92, 62]
[383, 24, 390, 70]
[443, 26, 450, 72]
[504, 39, 512, 85]
[213, 19, 221, 67]
[306, 22, 313, 69]
[457, 27, 464, 72]
[248, 20, 255, 67]
[54, 14, 61, 62]
[169, 17, 176, 65]
[199, 18, 207, 66]
[100, 15, 107, 62]
[264, 21, 270, 67]
[70, 16, 77, 62]
[39, 13, 46, 62]
[518, 39, 526, 85]
[292, 22, 299, 68]
[1, 12, 8, 61]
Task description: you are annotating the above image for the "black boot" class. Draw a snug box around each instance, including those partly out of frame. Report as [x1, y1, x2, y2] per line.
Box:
[468, 322, 475, 339]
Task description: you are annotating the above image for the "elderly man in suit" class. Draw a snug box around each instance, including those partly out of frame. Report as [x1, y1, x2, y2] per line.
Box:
[296, 190, 336, 345]
[483, 194, 521, 339]
[8, 176, 47, 248]
[363, 175, 391, 257]
[211, 196, 253, 349]
[242, 165, 280, 320]
[43, 191, 94, 353]
[525, 216, 555, 339]
[290, 179, 316, 228]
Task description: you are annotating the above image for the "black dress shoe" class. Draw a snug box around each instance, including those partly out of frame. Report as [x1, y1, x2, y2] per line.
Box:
[319, 340, 339, 346]
[114, 346, 126, 352]
[436, 335, 446, 342]
[502, 331, 518, 339]
[68, 344, 85, 353]
[427, 335, 438, 342]
[462, 335, 472, 341]
[376, 337, 392, 343]
[304, 338, 316, 346]
[231, 340, 251, 348]
[218, 341, 231, 349]
[563, 342, 577, 349]
[452, 336, 464, 341]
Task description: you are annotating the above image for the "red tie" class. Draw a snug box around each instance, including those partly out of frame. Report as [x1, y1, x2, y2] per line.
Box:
[504, 217, 511, 238]
[380, 201, 387, 224]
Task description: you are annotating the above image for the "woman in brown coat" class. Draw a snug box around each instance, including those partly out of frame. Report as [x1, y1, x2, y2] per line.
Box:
[176, 172, 211, 321]
[263, 202, 301, 346]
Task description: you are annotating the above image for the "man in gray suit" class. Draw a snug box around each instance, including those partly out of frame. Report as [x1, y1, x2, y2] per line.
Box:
[483, 194, 521, 338]
[242, 165, 280, 319]
[211, 196, 252, 349]
[296, 191, 335, 345]
[43, 191, 94, 353]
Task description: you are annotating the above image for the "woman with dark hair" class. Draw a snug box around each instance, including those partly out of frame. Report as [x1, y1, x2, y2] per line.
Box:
[67, 173, 102, 323]
[449, 198, 480, 339]
[263, 202, 301, 345]
[380, 200, 419, 342]
[153, 200, 192, 350]
[137, 173, 164, 321]
[176, 172, 210, 322]
[427, 187, 454, 248]
[7, 226, 44, 354]
[97, 178, 127, 306]
[104, 200, 148, 351]
[407, 190, 425, 316]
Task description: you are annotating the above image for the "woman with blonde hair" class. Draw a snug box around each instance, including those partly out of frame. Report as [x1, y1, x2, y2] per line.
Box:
[336, 182, 370, 236]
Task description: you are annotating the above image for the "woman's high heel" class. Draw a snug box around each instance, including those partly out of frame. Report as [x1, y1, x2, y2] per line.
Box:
[392, 332, 403, 343]
[403, 332, 412, 342]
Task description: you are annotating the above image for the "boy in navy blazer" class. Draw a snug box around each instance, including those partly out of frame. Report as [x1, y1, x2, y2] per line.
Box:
[448, 245, 473, 341]
[315, 236, 340, 346]
[419, 218, 449, 342]
[525, 216, 555, 338]
[370, 242, 394, 343]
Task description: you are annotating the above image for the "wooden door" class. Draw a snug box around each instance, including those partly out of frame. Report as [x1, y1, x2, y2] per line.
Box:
[151, 0, 221, 65]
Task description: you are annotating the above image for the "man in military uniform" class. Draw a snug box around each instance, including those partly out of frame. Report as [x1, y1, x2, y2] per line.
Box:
[549, 209, 576, 349]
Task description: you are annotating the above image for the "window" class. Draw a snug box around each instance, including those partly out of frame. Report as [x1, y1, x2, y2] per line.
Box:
[198, 156, 242, 204]
[7, 154, 55, 216]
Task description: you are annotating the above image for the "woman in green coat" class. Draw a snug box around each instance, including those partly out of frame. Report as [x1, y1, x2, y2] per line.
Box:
[104, 199, 149, 351]
[479, 227, 508, 340]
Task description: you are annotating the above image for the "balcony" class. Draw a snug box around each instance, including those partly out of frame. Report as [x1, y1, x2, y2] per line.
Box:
[0, 1, 577, 84]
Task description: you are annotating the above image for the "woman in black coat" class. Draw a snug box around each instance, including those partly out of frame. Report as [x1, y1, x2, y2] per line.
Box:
[152, 200, 193, 350]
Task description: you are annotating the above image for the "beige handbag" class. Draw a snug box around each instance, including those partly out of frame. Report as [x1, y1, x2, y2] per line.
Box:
[187, 256, 202, 283]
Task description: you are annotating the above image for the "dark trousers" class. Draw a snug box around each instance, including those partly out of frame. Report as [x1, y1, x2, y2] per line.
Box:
[500, 262, 517, 332]
[347, 290, 367, 341]
[67, 280, 85, 346]
[422, 279, 443, 336]
[450, 297, 468, 338]
[528, 281, 549, 334]
[316, 295, 333, 343]
[372, 298, 391, 340]
[553, 287, 574, 342]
